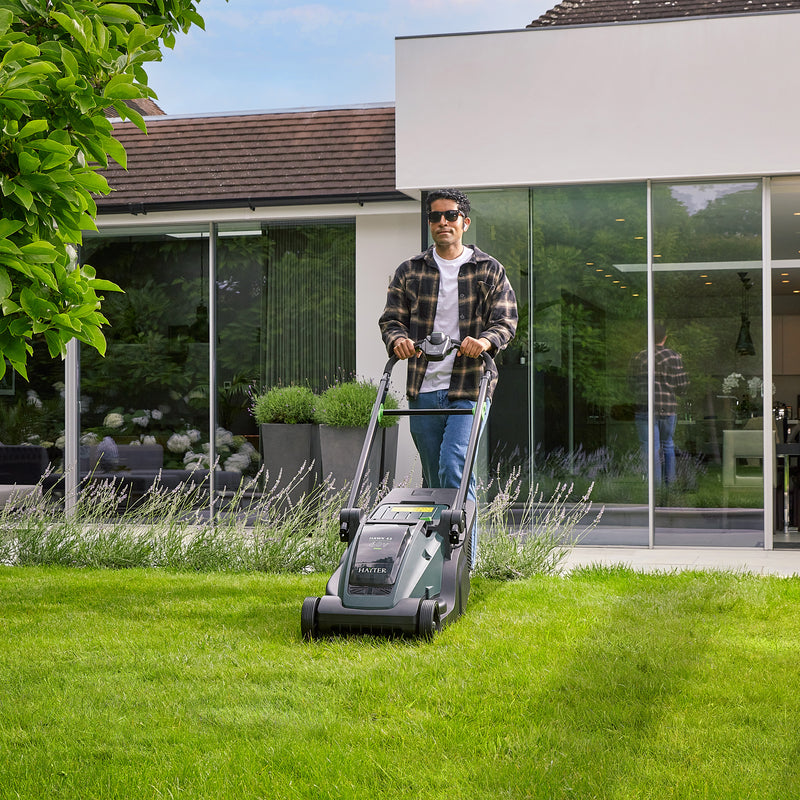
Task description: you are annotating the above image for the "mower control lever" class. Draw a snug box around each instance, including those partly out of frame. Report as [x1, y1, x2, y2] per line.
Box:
[415, 332, 459, 362]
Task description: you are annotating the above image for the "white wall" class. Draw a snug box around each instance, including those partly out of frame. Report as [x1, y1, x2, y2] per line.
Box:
[396, 13, 800, 190]
[356, 208, 423, 484]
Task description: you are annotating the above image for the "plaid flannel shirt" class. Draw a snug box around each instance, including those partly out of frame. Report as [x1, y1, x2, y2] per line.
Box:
[379, 245, 518, 401]
[628, 344, 689, 415]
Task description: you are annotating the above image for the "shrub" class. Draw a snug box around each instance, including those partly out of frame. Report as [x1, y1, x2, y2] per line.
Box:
[252, 385, 316, 425]
[314, 380, 399, 428]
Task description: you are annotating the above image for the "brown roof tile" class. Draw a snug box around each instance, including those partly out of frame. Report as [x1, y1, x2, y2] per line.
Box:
[97, 104, 402, 213]
[529, 0, 800, 26]
[103, 97, 165, 118]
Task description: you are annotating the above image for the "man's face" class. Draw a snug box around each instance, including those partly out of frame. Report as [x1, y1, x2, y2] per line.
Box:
[428, 198, 469, 250]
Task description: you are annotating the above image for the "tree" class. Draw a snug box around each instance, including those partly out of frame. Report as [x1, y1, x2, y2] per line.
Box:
[0, 0, 206, 380]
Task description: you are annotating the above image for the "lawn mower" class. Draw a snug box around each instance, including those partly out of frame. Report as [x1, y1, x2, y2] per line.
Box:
[301, 331, 496, 639]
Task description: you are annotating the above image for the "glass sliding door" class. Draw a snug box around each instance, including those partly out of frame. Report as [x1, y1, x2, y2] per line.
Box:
[769, 177, 800, 546]
[530, 184, 649, 544]
[79, 219, 357, 509]
[467, 189, 531, 488]
[0, 341, 64, 484]
[651, 181, 764, 546]
[79, 229, 214, 499]
[214, 219, 356, 472]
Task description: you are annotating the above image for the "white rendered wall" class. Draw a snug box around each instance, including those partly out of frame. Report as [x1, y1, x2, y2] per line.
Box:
[356, 209, 422, 484]
[396, 13, 800, 190]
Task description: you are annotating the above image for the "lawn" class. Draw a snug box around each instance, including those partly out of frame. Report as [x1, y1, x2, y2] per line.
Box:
[1, 566, 799, 799]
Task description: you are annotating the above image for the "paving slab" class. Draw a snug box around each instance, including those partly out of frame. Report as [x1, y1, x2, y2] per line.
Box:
[561, 546, 800, 577]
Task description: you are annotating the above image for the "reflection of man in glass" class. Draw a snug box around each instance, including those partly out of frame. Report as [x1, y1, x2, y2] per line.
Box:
[628, 324, 689, 485]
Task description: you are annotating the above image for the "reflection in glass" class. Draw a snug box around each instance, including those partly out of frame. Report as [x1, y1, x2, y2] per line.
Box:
[652, 181, 763, 546]
[79, 233, 214, 499]
[78, 221, 356, 508]
[0, 341, 64, 486]
[467, 189, 530, 485]
[529, 184, 648, 544]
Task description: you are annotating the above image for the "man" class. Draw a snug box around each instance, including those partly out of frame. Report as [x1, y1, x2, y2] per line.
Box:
[628, 323, 689, 486]
[379, 188, 518, 563]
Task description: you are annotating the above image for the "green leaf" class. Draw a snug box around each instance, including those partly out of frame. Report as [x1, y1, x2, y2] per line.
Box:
[72, 170, 109, 194]
[12, 183, 34, 210]
[87, 277, 122, 292]
[43, 328, 65, 358]
[100, 134, 127, 169]
[53, 312, 80, 331]
[115, 100, 146, 132]
[18, 119, 48, 139]
[0, 266, 10, 301]
[17, 151, 40, 173]
[12, 61, 60, 78]
[103, 82, 142, 100]
[20, 286, 53, 319]
[59, 44, 80, 77]
[98, 3, 143, 24]
[81, 322, 107, 355]
[1, 41, 40, 66]
[0, 219, 24, 238]
[126, 23, 154, 52]
[28, 137, 73, 155]
[1, 88, 46, 101]
[50, 10, 90, 52]
[0, 8, 13, 35]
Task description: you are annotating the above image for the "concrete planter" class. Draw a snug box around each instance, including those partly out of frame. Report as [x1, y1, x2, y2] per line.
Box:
[317, 424, 398, 494]
[259, 423, 321, 504]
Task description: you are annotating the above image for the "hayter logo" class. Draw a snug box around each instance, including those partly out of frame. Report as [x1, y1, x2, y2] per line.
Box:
[355, 565, 388, 574]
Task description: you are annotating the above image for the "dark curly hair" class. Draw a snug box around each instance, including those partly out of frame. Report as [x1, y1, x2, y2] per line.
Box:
[426, 188, 471, 217]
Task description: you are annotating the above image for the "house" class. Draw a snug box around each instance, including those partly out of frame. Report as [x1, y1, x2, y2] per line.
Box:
[4, 0, 800, 555]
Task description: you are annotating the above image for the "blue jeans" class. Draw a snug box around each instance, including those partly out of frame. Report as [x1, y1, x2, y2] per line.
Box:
[635, 411, 677, 485]
[409, 391, 488, 565]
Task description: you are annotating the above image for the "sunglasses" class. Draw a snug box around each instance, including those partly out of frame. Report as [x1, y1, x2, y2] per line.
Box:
[427, 210, 464, 223]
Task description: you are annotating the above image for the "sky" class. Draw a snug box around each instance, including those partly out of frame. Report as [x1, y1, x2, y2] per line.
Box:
[145, 0, 555, 116]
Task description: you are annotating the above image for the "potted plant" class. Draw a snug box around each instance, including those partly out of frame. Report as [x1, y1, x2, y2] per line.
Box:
[314, 379, 400, 492]
[252, 385, 320, 501]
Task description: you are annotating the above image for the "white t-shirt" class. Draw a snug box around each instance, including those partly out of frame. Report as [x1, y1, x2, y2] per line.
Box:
[420, 247, 474, 393]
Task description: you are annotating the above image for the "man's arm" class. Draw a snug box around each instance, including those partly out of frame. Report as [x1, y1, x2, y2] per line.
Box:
[477, 268, 518, 354]
[378, 264, 411, 356]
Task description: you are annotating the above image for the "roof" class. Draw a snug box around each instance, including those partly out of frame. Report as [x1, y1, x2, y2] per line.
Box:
[103, 97, 165, 119]
[97, 104, 403, 214]
[529, 0, 800, 27]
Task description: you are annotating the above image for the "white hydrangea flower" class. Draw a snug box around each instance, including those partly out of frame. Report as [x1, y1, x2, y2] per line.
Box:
[132, 415, 149, 427]
[167, 433, 191, 454]
[187, 429, 202, 443]
[216, 427, 234, 447]
[747, 376, 763, 398]
[150, 409, 163, 421]
[722, 373, 744, 395]
[81, 432, 99, 446]
[141, 435, 157, 446]
[224, 453, 251, 473]
[104, 412, 124, 429]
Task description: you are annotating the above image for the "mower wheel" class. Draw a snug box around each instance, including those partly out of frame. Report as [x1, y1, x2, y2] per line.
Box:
[301, 596, 320, 641]
[418, 599, 441, 639]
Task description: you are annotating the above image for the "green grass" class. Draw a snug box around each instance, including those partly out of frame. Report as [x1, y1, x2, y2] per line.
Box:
[2, 566, 800, 799]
